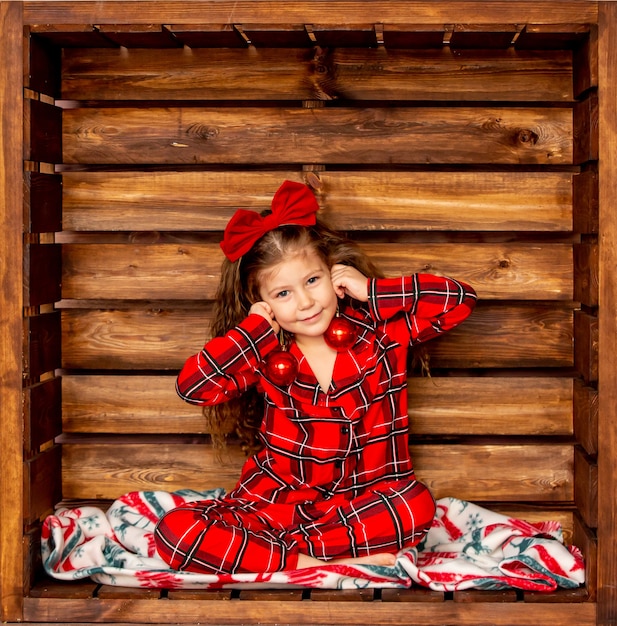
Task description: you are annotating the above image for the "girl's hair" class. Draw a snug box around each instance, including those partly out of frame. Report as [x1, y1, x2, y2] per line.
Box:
[206, 214, 383, 452]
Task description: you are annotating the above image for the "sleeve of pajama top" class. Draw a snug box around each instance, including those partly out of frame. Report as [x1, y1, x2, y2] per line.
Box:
[367, 273, 477, 345]
[175, 314, 279, 405]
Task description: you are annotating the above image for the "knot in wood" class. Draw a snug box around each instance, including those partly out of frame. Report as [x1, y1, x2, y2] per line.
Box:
[186, 123, 218, 140]
[498, 259, 511, 269]
[516, 129, 539, 146]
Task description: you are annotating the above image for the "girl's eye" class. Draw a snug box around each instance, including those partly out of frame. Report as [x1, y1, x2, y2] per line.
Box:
[307, 276, 319, 285]
[276, 290, 289, 298]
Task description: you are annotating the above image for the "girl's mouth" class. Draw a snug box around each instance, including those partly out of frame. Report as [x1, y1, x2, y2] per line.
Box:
[300, 310, 323, 323]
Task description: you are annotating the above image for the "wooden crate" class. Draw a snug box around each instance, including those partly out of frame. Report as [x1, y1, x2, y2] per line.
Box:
[2, 1, 617, 624]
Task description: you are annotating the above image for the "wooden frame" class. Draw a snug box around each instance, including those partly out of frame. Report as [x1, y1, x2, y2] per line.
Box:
[1, 1, 615, 624]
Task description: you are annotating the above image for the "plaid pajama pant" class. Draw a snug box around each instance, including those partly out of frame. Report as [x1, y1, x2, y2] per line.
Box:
[154, 478, 435, 574]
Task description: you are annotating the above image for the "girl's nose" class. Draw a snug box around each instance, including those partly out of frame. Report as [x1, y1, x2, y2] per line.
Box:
[297, 288, 314, 309]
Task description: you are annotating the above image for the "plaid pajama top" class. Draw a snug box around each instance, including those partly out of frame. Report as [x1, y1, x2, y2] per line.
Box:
[176, 274, 476, 509]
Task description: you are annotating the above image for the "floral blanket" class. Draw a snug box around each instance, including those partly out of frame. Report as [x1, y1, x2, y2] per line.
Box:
[41, 490, 585, 591]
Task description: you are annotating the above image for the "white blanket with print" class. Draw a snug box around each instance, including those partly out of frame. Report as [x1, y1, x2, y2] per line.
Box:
[41, 490, 585, 591]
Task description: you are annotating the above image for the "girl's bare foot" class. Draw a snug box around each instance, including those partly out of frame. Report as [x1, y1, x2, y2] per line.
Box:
[296, 552, 397, 569]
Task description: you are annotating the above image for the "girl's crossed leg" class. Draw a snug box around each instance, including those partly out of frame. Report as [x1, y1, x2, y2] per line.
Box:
[154, 479, 435, 574]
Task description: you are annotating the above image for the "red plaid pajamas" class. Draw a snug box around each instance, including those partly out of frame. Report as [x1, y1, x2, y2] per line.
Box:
[155, 274, 476, 574]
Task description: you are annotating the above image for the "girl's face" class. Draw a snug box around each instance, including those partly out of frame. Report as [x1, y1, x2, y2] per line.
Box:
[258, 248, 338, 345]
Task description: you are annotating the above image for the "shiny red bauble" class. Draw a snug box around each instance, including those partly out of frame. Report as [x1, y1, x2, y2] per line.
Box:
[323, 316, 357, 351]
[263, 348, 299, 386]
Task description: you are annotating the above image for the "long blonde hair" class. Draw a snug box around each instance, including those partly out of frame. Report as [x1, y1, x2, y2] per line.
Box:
[207, 215, 383, 452]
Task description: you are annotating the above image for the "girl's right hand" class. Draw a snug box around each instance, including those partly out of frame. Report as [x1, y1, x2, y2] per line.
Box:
[249, 301, 280, 334]
[331, 264, 369, 302]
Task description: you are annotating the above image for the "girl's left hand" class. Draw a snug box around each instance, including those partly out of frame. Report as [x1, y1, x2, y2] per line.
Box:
[331, 264, 369, 302]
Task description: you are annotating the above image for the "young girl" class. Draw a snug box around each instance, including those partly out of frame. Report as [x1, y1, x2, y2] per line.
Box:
[154, 180, 477, 575]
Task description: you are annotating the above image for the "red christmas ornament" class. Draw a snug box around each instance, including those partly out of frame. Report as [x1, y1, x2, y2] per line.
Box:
[263, 348, 299, 386]
[324, 316, 357, 351]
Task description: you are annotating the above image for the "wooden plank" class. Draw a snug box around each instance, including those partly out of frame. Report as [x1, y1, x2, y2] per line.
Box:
[573, 169, 599, 234]
[25, 312, 62, 378]
[61, 441, 247, 498]
[573, 379, 598, 456]
[61, 170, 574, 233]
[60, 442, 573, 502]
[574, 447, 598, 529]
[409, 377, 573, 436]
[0, 1, 25, 620]
[22, 1, 600, 26]
[308, 589, 375, 602]
[380, 587, 444, 602]
[62, 374, 208, 434]
[61, 375, 573, 437]
[95, 24, 180, 48]
[24, 445, 62, 526]
[574, 92, 599, 165]
[597, 4, 617, 622]
[237, 24, 313, 48]
[165, 24, 246, 48]
[59, 303, 574, 370]
[24, 243, 61, 307]
[61, 47, 572, 101]
[362, 243, 572, 301]
[60, 242, 573, 302]
[574, 310, 598, 383]
[448, 24, 520, 50]
[515, 23, 590, 51]
[428, 303, 573, 369]
[573, 513, 597, 601]
[412, 443, 573, 502]
[24, 527, 42, 593]
[30, 24, 118, 48]
[573, 23, 598, 98]
[574, 242, 599, 307]
[24, 377, 62, 450]
[62, 106, 573, 165]
[24, 172, 62, 234]
[310, 24, 376, 48]
[26, 99, 62, 164]
[238, 589, 306, 602]
[28, 580, 98, 600]
[27, 30, 61, 98]
[522, 587, 589, 604]
[21, 596, 597, 625]
[96, 587, 162, 600]
[453, 589, 517, 603]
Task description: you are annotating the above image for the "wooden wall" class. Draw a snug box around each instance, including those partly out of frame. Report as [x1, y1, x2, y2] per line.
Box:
[6, 1, 614, 624]
[42, 30, 589, 515]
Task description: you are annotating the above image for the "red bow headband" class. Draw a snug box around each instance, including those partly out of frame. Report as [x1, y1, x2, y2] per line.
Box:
[220, 180, 319, 262]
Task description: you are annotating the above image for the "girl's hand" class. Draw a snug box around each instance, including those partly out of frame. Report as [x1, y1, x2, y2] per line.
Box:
[249, 301, 280, 334]
[331, 264, 369, 302]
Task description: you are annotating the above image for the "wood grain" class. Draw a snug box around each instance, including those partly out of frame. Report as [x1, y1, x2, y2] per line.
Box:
[61, 242, 573, 301]
[59, 303, 574, 370]
[409, 377, 573, 436]
[61, 47, 572, 101]
[23, 1, 599, 26]
[61, 442, 572, 501]
[0, 2, 25, 620]
[21, 594, 596, 626]
[62, 170, 574, 233]
[597, 3, 617, 622]
[61, 375, 573, 436]
[62, 106, 573, 165]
